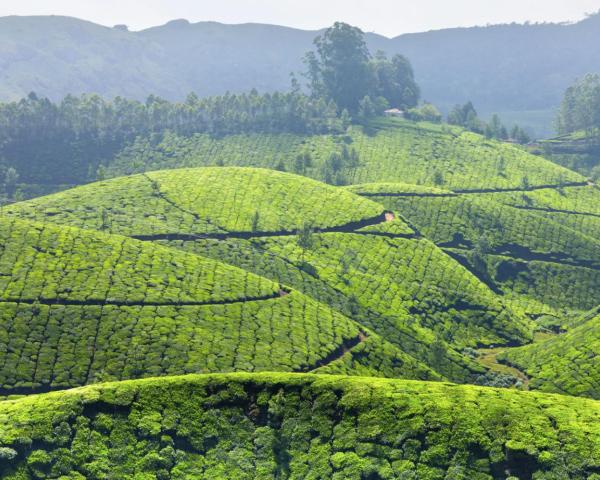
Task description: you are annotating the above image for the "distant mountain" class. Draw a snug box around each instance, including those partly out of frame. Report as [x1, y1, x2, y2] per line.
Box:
[2, 14, 600, 135]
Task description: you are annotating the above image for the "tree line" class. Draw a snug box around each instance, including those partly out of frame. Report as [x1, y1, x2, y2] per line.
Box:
[446, 101, 531, 144]
[0, 21, 540, 197]
[0, 90, 346, 186]
[556, 74, 600, 136]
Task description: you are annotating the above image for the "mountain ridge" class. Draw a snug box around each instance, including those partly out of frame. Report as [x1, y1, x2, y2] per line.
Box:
[2, 14, 600, 134]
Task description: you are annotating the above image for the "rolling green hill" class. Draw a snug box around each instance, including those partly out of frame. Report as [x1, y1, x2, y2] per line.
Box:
[6, 167, 536, 383]
[349, 182, 600, 319]
[106, 119, 583, 190]
[5, 168, 386, 236]
[500, 307, 600, 399]
[0, 216, 440, 393]
[1, 373, 599, 479]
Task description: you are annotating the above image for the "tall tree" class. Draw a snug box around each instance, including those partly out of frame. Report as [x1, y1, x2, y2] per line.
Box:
[305, 23, 373, 113]
[370, 51, 420, 109]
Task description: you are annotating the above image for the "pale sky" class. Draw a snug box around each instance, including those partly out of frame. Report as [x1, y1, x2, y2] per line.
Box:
[1, 0, 599, 36]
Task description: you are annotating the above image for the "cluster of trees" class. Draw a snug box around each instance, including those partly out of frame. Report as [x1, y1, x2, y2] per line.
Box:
[556, 73, 600, 136]
[447, 102, 531, 143]
[304, 22, 420, 115]
[0, 91, 346, 185]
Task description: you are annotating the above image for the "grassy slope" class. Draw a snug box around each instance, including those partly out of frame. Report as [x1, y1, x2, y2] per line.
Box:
[0, 373, 599, 479]
[106, 119, 584, 190]
[5, 168, 533, 382]
[0, 217, 437, 392]
[500, 308, 600, 399]
[4, 168, 386, 236]
[350, 183, 600, 317]
[478, 185, 600, 240]
[173, 235, 523, 382]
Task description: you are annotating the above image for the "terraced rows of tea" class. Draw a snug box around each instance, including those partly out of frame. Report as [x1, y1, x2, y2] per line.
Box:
[349, 182, 600, 320]
[1, 373, 599, 480]
[0, 216, 444, 393]
[8, 167, 540, 383]
[2, 120, 600, 479]
[107, 119, 583, 190]
[501, 306, 600, 398]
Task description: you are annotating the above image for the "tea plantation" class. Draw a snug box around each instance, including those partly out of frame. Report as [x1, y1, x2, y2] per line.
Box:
[349, 182, 600, 319]
[106, 119, 583, 190]
[1, 119, 599, 478]
[500, 307, 600, 398]
[0, 373, 599, 480]
[4, 168, 386, 237]
[0, 217, 442, 393]
[5, 168, 535, 383]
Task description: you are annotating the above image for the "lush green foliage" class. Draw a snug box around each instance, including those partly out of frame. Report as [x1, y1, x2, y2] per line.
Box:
[1, 373, 599, 479]
[4, 14, 600, 135]
[501, 308, 600, 399]
[6, 167, 537, 383]
[0, 217, 278, 304]
[303, 23, 419, 114]
[0, 91, 344, 186]
[107, 119, 582, 190]
[357, 183, 600, 318]
[5, 168, 384, 236]
[556, 74, 600, 135]
[0, 217, 439, 392]
[447, 102, 530, 144]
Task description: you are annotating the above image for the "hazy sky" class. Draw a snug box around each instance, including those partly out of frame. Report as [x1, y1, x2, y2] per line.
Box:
[1, 0, 599, 36]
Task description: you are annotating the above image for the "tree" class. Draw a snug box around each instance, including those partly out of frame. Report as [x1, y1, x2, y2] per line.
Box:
[296, 221, 315, 260]
[432, 170, 444, 185]
[557, 74, 600, 135]
[305, 22, 373, 113]
[293, 152, 313, 174]
[447, 101, 483, 132]
[274, 159, 286, 172]
[4, 167, 18, 198]
[370, 51, 420, 109]
[251, 210, 260, 232]
[358, 96, 376, 118]
[510, 125, 531, 144]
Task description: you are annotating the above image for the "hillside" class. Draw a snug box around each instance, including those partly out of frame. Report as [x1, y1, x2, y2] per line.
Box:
[6, 167, 536, 383]
[500, 307, 600, 398]
[538, 131, 600, 176]
[348, 182, 600, 318]
[107, 119, 583, 189]
[1, 373, 599, 479]
[4, 14, 600, 133]
[3, 12, 600, 477]
[0, 216, 441, 393]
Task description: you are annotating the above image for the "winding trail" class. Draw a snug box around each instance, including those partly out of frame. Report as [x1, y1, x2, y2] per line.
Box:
[0, 289, 290, 308]
[476, 346, 531, 388]
[510, 205, 600, 219]
[295, 331, 369, 373]
[357, 181, 589, 198]
[443, 245, 600, 271]
[130, 211, 416, 242]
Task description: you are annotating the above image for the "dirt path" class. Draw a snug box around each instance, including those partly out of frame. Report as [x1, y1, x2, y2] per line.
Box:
[476, 346, 530, 388]
[475, 332, 558, 389]
[295, 331, 369, 373]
